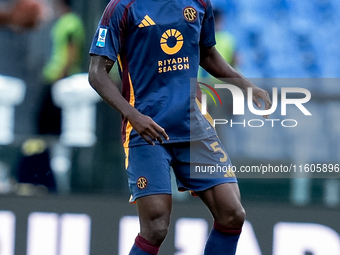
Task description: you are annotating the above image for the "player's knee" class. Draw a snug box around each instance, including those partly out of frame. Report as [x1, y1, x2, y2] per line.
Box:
[218, 205, 246, 228]
[232, 206, 246, 227]
[145, 219, 169, 245]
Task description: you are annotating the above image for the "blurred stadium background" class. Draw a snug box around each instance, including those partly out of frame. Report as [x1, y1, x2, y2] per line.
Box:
[0, 0, 339, 254]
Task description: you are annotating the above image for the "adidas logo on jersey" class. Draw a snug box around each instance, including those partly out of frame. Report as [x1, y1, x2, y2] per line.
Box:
[138, 15, 156, 27]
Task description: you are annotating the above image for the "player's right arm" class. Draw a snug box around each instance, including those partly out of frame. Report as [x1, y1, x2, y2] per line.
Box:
[88, 55, 169, 145]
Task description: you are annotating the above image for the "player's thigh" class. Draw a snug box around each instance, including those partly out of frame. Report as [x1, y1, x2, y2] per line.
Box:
[172, 135, 236, 192]
[197, 182, 245, 227]
[126, 145, 172, 202]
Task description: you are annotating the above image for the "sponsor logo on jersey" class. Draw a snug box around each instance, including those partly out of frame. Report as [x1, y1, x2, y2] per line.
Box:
[158, 57, 190, 73]
[160, 29, 184, 55]
[183, 6, 197, 22]
[96, 28, 107, 47]
[158, 29, 190, 73]
[138, 15, 156, 27]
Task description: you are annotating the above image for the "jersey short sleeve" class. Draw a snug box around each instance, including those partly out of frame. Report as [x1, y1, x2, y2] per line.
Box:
[199, 0, 216, 48]
[89, 1, 128, 62]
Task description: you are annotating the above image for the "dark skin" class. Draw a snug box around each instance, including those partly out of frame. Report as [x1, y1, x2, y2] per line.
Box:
[89, 55, 169, 146]
[89, 46, 272, 245]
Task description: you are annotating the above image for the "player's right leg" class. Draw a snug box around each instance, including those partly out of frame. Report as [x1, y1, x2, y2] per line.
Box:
[129, 194, 172, 255]
[125, 145, 173, 255]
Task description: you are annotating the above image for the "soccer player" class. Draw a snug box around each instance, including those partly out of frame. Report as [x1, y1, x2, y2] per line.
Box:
[88, 0, 271, 254]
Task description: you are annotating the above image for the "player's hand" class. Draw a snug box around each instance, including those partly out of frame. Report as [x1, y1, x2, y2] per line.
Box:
[129, 113, 169, 145]
[250, 86, 272, 119]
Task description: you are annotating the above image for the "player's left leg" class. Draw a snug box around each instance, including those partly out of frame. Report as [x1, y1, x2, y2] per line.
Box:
[197, 182, 245, 255]
[171, 136, 244, 255]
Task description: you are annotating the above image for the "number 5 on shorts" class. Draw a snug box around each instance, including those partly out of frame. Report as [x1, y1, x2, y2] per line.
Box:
[210, 142, 228, 163]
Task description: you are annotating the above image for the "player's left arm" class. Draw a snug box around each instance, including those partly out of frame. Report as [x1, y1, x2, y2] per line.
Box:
[200, 45, 272, 118]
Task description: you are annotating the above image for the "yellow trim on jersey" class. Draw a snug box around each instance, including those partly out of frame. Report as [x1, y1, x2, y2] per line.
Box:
[124, 147, 130, 169]
[123, 73, 135, 168]
[195, 98, 214, 127]
[117, 54, 123, 69]
[117, 55, 135, 168]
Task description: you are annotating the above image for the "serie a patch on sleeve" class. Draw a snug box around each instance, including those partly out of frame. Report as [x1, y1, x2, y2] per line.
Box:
[96, 28, 108, 47]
